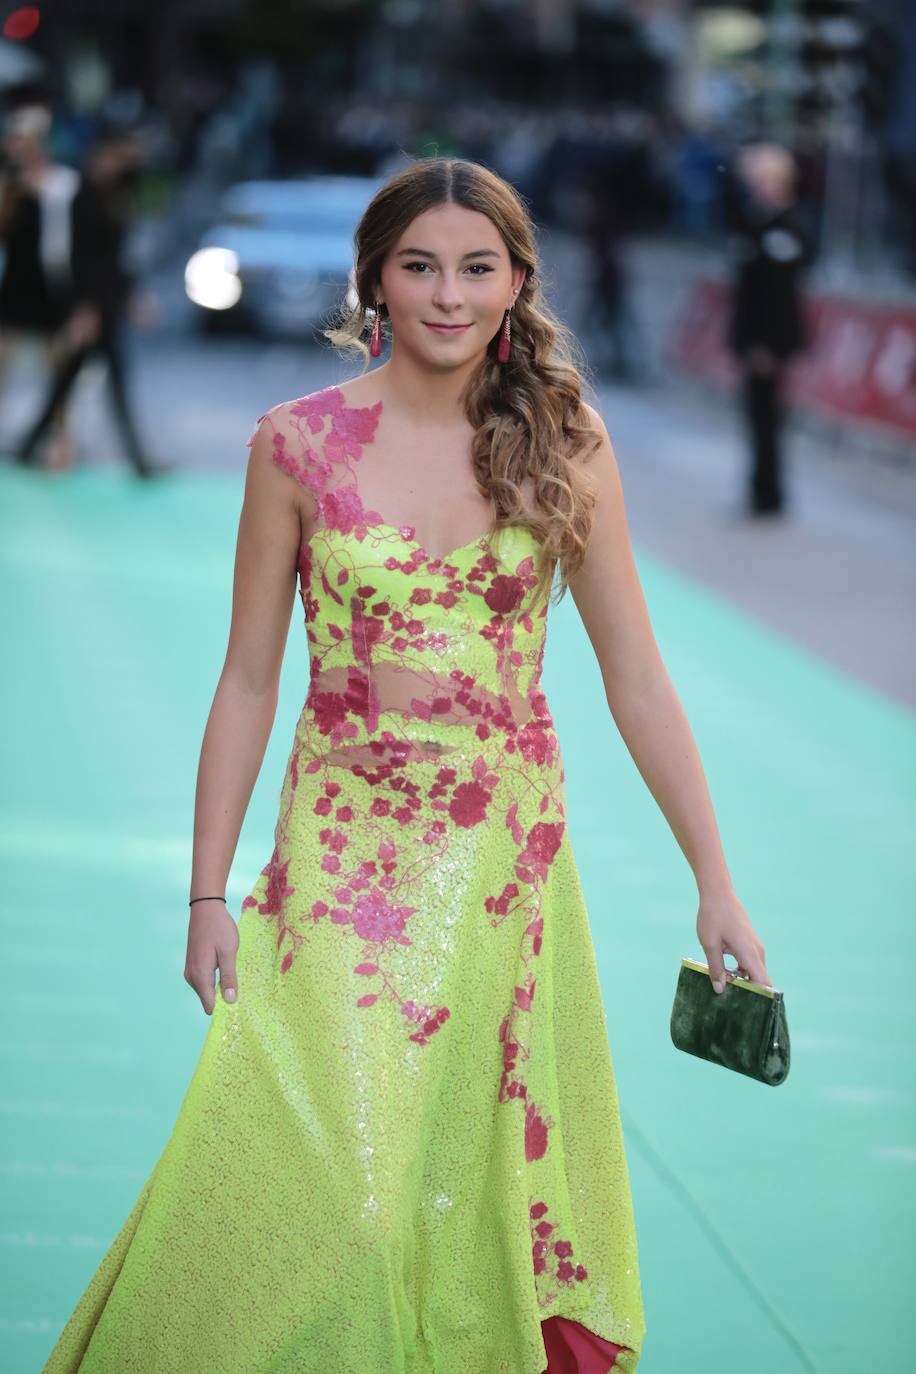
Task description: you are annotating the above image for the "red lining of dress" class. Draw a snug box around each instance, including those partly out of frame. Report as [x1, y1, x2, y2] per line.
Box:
[541, 1314, 628, 1373]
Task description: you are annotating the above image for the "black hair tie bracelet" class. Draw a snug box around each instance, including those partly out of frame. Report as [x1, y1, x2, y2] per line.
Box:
[189, 896, 226, 906]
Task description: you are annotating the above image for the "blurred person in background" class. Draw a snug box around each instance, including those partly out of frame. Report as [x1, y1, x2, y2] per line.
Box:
[0, 103, 79, 468]
[14, 122, 167, 478]
[725, 142, 813, 517]
[582, 179, 645, 383]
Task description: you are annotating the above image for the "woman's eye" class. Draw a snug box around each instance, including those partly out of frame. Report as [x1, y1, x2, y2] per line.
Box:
[402, 262, 494, 275]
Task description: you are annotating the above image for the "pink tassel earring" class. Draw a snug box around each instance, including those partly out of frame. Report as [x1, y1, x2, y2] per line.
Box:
[497, 307, 512, 363]
[369, 303, 383, 358]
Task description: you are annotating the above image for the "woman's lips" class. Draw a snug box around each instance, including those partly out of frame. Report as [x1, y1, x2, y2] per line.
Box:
[424, 322, 472, 334]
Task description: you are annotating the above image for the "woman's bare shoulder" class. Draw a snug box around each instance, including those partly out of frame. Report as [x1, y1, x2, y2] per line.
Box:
[576, 398, 609, 442]
[333, 373, 384, 408]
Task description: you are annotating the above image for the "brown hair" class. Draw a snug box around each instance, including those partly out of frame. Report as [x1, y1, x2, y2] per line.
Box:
[324, 157, 601, 607]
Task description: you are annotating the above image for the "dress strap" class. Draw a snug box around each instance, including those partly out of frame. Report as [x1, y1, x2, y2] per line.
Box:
[247, 386, 384, 539]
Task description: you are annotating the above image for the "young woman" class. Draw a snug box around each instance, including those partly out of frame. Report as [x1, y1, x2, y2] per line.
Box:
[43, 157, 771, 1374]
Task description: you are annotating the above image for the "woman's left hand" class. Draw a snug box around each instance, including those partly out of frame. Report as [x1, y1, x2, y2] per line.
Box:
[696, 888, 772, 993]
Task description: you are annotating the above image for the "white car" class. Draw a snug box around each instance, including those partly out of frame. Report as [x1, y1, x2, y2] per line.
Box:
[184, 175, 381, 337]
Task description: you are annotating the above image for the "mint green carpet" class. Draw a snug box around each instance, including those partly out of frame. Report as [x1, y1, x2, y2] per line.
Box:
[1, 466, 913, 1372]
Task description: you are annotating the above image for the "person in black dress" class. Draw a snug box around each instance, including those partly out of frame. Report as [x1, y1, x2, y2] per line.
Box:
[15, 123, 166, 478]
[725, 142, 814, 516]
[0, 104, 80, 466]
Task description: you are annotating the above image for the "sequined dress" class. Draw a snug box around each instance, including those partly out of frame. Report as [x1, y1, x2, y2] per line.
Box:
[42, 386, 646, 1374]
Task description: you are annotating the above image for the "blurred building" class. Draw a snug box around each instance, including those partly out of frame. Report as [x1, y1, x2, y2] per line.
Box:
[4, 0, 912, 282]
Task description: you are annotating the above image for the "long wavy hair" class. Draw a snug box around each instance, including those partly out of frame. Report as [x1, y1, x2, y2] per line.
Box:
[324, 157, 601, 607]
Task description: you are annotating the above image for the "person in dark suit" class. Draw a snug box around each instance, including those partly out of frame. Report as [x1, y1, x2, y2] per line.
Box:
[725, 142, 813, 516]
[15, 123, 167, 477]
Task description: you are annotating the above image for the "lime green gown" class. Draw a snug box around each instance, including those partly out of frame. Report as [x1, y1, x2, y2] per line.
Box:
[42, 386, 646, 1374]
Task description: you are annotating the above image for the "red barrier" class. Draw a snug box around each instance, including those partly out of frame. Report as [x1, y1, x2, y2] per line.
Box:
[667, 279, 916, 439]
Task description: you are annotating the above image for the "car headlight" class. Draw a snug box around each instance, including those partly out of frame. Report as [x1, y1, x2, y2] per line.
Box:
[185, 247, 242, 310]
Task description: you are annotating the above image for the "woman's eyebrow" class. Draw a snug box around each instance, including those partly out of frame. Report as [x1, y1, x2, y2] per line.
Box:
[395, 248, 501, 260]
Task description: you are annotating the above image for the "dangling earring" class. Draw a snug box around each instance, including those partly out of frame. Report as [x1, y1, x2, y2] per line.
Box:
[497, 306, 512, 363]
[370, 302, 383, 358]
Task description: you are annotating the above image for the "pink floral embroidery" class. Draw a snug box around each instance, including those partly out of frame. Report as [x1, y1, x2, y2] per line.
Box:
[311, 691, 350, 736]
[517, 820, 564, 883]
[350, 887, 418, 944]
[516, 719, 558, 768]
[448, 779, 493, 828]
[484, 573, 526, 615]
[321, 485, 370, 537]
[241, 844, 294, 917]
[529, 1198, 589, 1306]
[524, 1102, 549, 1161]
[288, 386, 383, 462]
[401, 1000, 451, 1045]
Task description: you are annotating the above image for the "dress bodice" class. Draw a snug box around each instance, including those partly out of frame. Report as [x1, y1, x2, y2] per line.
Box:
[248, 385, 559, 770]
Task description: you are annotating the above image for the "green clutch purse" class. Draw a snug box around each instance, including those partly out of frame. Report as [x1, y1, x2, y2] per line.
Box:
[670, 957, 790, 1086]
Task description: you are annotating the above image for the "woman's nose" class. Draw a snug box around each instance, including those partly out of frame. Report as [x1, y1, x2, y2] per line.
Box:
[431, 275, 464, 309]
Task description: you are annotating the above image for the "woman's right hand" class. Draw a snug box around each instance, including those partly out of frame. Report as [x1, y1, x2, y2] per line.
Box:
[184, 902, 239, 1015]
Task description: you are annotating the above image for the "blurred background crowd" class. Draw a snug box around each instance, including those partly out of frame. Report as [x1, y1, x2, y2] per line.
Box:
[2, 0, 908, 260]
[0, 0, 912, 492]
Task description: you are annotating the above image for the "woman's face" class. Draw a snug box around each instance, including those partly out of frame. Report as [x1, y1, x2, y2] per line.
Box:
[377, 202, 526, 369]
